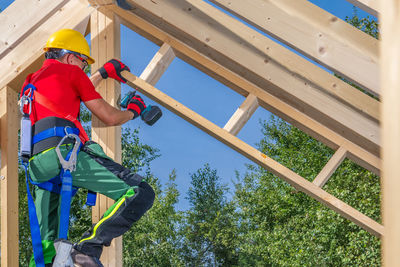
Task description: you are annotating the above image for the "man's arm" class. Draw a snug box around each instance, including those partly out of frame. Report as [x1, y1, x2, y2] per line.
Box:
[84, 98, 133, 126]
[90, 71, 103, 88]
[85, 60, 140, 126]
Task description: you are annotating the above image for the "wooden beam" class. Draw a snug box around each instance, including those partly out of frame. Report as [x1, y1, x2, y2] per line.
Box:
[381, 0, 400, 264]
[91, 8, 122, 267]
[210, 0, 380, 96]
[345, 0, 379, 17]
[88, 0, 115, 6]
[140, 43, 175, 85]
[122, 0, 380, 157]
[0, 0, 68, 60]
[122, 70, 384, 237]
[312, 146, 347, 188]
[107, 4, 380, 175]
[0, 0, 94, 91]
[0, 86, 19, 267]
[224, 94, 258, 135]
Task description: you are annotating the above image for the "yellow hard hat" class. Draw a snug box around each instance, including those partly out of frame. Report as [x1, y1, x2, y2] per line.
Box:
[44, 29, 95, 64]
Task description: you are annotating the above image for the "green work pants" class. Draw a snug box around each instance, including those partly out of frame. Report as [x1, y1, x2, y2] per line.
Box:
[28, 141, 154, 266]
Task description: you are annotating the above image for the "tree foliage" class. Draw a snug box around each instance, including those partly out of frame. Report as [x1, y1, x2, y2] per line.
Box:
[234, 117, 380, 266]
[181, 164, 239, 266]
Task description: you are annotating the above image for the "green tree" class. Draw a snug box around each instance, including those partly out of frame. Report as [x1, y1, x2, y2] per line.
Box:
[345, 8, 379, 39]
[182, 164, 239, 266]
[234, 117, 380, 266]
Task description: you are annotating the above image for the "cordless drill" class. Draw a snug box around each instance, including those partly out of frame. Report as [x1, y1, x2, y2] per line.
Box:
[120, 91, 162, 126]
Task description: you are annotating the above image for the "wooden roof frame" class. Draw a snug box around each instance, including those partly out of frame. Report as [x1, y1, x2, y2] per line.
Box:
[1, 0, 399, 266]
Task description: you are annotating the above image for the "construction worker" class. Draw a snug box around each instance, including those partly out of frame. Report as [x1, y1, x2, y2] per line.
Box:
[21, 29, 155, 267]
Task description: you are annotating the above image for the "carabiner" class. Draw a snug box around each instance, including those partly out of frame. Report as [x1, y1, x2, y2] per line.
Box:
[55, 133, 81, 173]
[19, 95, 32, 115]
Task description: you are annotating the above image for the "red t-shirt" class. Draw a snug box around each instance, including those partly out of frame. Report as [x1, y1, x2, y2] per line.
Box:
[21, 59, 102, 140]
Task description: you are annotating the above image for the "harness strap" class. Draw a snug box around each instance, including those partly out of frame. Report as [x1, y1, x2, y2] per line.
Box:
[33, 126, 79, 145]
[30, 175, 78, 196]
[59, 148, 77, 240]
[23, 163, 46, 267]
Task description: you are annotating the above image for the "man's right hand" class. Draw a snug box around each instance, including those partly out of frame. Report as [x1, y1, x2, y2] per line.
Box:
[127, 94, 146, 119]
[99, 59, 130, 83]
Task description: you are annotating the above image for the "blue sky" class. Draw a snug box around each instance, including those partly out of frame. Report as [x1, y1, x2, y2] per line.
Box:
[1, 0, 375, 210]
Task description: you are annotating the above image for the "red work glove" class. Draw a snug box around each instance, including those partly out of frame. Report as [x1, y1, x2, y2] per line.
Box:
[127, 94, 146, 119]
[99, 59, 130, 83]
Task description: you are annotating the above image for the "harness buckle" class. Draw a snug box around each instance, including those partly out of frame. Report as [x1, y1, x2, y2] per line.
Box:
[55, 132, 81, 172]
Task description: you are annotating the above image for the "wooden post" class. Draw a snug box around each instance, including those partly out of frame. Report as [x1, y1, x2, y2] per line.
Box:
[381, 0, 400, 265]
[0, 86, 19, 267]
[91, 8, 122, 267]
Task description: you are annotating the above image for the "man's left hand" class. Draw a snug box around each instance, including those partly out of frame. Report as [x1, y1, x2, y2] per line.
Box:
[99, 59, 130, 83]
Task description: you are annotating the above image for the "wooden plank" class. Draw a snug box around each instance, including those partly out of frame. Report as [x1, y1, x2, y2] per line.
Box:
[223, 94, 258, 135]
[0, 0, 94, 91]
[0, 0, 68, 59]
[89, 0, 115, 6]
[312, 146, 347, 188]
[140, 43, 175, 85]
[210, 0, 380, 97]
[122, 0, 380, 157]
[381, 0, 400, 264]
[122, 70, 383, 237]
[107, 4, 380, 175]
[0, 86, 19, 267]
[345, 0, 379, 17]
[91, 8, 122, 267]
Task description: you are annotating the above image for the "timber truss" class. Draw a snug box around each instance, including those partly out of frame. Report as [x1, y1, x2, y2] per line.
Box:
[1, 0, 396, 266]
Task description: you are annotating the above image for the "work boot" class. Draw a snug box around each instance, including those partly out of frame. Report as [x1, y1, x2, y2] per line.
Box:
[70, 248, 104, 267]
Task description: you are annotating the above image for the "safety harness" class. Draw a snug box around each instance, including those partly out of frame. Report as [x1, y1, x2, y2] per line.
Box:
[20, 74, 96, 267]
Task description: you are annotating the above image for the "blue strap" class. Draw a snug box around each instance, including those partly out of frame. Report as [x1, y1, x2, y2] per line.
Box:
[58, 168, 73, 239]
[58, 143, 81, 239]
[86, 191, 97, 206]
[22, 83, 36, 100]
[30, 176, 62, 194]
[33, 127, 79, 145]
[23, 163, 45, 267]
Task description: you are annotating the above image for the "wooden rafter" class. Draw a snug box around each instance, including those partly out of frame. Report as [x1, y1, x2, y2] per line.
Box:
[0, 0, 68, 59]
[0, 0, 94, 91]
[91, 7, 123, 267]
[121, 70, 384, 237]
[103, 3, 380, 176]
[209, 0, 380, 97]
[120, 0, 380, 157]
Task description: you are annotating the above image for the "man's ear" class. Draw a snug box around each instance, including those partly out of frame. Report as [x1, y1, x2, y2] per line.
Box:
[58, 54, 69, 64]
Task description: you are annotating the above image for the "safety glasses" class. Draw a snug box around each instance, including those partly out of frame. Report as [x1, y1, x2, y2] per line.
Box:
[59, 49, 89, 71]
[72, 53, 88, 71]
